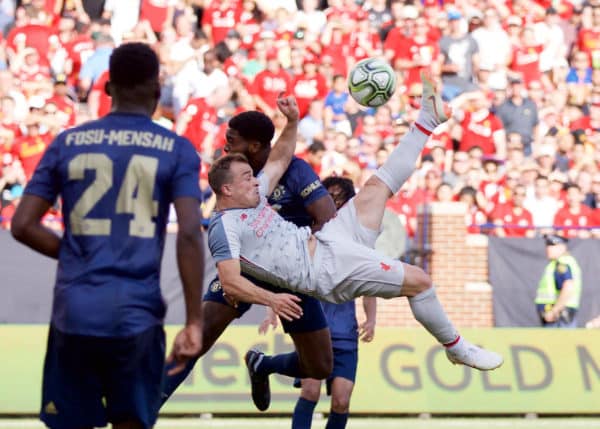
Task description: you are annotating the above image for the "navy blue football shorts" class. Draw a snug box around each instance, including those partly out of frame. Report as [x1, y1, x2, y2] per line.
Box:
[294, 346, 358, 395]
[203, 275, 328, 333]
[40, 324, 165, 429]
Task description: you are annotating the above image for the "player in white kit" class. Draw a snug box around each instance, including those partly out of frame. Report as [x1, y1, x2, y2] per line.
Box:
[207, 74, 504, 372]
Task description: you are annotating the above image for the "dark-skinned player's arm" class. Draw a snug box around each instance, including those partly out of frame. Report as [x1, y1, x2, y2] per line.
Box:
[217, 258, 303, 321]
[306, 195, 337, 233]
[261, 95, 300, 195]
[11, 195, 61, 259]
[166, 197, 205, 375]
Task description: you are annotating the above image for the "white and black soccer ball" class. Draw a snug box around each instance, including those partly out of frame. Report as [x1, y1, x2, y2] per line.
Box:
[347, 58, 397, 108]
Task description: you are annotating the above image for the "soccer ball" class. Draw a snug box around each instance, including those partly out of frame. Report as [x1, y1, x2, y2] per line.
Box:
[347, 58, 397, 108]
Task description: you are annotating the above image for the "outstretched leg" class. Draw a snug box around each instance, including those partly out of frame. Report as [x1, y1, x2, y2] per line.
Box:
[401, 263, 504, 371]
[353, 73, 448, 232]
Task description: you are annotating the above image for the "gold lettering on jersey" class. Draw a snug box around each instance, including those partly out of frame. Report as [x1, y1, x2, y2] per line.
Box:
[65, 129, 174, 152]
[65, 129, 105, 146]
[300, 180, 321, 198]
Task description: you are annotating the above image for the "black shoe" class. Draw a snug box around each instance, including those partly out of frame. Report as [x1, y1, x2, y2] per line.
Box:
[245, 348, 271, 411]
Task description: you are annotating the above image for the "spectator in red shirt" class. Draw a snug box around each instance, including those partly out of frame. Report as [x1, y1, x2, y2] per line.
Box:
[251, 49, 292, 117]
[292, 53, 328, 119]
[87, 69, 111, 119]
[509, 25, 545, 86]
[202, 0, 240, 45]
[491, 184, 535, 237]
[395, 15, 441, 88]
[553, 183, 594, 238]
[45, 73, 77, 127]
[140, 0, 176, 35]
[10, 116, 51, 180]
[452, 91, 506, 157]
[576, 5, 600, 68]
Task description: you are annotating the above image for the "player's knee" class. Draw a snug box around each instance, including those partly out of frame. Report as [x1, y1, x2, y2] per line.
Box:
[402, 264, 432, 297]
[301, 384, 321, 402]
[330, 396, 351, 414]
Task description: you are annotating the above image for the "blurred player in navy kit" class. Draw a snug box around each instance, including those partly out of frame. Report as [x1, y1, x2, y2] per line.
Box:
[161, 105, 338, 411]
[11, 43, 205, 429]
[259, 176, 377, 429]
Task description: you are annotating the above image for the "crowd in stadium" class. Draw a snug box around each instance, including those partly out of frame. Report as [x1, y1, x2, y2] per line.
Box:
[0, 0, 599, 244]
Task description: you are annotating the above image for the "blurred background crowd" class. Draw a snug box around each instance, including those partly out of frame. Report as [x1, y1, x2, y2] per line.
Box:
[0, 0, 599, 250]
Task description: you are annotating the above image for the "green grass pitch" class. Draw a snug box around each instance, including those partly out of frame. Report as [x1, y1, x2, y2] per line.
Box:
[2, 417, 600, 429]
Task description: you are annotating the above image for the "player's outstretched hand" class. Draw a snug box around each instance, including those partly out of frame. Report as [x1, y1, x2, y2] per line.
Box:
[276, 92, 299, 123]
[258, 307, 279, 335]
[359, 320, 375, 342]
[269, 293, 303, 321]
[166, 322, 203, 375]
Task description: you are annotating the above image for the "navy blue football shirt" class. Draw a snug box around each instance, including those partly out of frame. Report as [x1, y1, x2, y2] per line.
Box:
[267, 156, 328, 226]
[25, 113, 202, 337]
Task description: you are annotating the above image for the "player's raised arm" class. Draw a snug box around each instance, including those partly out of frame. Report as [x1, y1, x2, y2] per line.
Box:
[217, 259, 303, 321]
[261, 95, 299, 196]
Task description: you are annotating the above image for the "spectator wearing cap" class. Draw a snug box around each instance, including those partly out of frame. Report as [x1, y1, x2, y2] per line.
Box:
[250, 48, 292, 118]
[471, 8, 511, 91]
[535, 234, 581, 328]
[450, 90, 506, 158]
[292, 52, 328, 118]
[46, 74, 77, 127]
[553, 183, 594, 238]
[495, 76, 539, 156]
[490, 183, 535, 237]
[439, 9, 480, 101]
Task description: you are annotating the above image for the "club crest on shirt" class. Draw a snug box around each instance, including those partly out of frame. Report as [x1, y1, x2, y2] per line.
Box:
[210, 280, 222, 292]
[270, 184, 286, 201]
